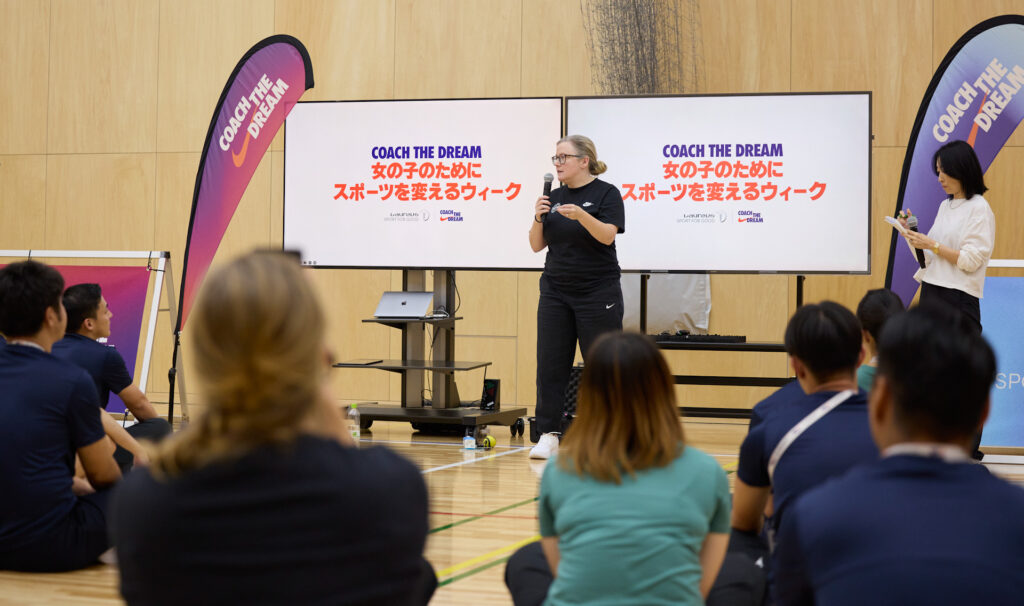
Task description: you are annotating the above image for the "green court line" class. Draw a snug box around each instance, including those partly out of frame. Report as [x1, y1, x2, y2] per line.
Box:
[437, 555, 513, 588]
[430, 496, 538, 534]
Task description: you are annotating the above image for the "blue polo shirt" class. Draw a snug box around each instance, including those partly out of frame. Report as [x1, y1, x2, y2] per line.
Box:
[737, 388, 877, 531]
[0, 344, 105, 549]
[775, 454, 1024, 605]
[52, 333, 132, 408]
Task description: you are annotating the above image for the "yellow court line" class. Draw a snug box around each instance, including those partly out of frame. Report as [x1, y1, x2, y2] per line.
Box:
[436, 534, 541, 579]
[722, 460, 739, 471]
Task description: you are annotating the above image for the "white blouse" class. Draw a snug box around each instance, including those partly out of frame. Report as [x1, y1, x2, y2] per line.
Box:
[912, 194, 995, 298]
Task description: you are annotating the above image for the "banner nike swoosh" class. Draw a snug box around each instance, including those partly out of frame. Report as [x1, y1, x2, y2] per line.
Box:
[232, 132, 252, 167]
[738, 218, 747, 222]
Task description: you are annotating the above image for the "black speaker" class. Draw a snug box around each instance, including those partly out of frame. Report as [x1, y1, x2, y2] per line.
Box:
[480, 378, 500, 411]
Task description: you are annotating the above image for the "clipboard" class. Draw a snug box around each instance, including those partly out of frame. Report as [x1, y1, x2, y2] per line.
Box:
[884, 216, 909, 236]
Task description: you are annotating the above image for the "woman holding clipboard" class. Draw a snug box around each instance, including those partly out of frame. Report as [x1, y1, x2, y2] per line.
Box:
[899, 139, 994, 460]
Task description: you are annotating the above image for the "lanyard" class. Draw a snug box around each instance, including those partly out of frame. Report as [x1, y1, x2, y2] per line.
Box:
[768, 390, 855, 481]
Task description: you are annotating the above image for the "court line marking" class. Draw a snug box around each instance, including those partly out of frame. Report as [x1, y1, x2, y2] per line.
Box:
[422, 446, 528, 474]
[430, 497, 538, 534]
[436, 534, 540, 579]
[437, 555, 511, 588]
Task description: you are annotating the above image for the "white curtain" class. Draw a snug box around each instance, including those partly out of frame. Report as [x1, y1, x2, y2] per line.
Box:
[621, 274, 711, 334]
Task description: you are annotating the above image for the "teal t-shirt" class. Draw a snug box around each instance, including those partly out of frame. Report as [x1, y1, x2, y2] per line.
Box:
[857, 364, 877, 393]
[539, 446, 731, 606]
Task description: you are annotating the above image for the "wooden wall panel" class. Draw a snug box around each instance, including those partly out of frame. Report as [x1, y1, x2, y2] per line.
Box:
[309, 267, 394, 403]
[453, 335, 518, 404]
[521, 0, 596, 97]
[984, 146, 1024, 260]
[707, 274, 789, 338]
[45, 154, 156, 250]
[933, 1, 1024, 147]
[699, 0, 791, 93]
[394, 0, 522, 99]
[792, 0, 931, 148]
[452, 271, 518, 336]
[156, 0, 275, 153]
[270, 151, 284, 247]
[0, 155, 47, 248]
[515, 271, 541, 407]
[274, 0, 396, 102]
[47, 0, 159, 154]
[0, 0, 49, 154]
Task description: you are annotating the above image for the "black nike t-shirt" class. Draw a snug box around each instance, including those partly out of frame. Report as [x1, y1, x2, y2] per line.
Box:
[542, 178, 625, 290]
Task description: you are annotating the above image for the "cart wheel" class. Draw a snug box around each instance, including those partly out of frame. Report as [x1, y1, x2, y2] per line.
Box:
[360, 418, 372, 431]
[511, 418, 525, 437]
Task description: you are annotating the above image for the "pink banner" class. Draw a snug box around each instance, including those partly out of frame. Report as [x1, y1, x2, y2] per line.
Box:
[179, 35, 313, 329]
[0, 264, 151, 413]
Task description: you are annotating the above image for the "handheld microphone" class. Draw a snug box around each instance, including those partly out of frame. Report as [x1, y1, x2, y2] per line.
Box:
[906, 215, 927, 268]
[542, 173, 554, 220]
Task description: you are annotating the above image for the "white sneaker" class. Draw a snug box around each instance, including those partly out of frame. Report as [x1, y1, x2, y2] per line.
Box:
[529, 433, 560, 459]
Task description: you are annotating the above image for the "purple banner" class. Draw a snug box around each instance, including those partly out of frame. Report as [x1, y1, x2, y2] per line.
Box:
[179, 36, 313, 329]
[887, 16, 1024, 304]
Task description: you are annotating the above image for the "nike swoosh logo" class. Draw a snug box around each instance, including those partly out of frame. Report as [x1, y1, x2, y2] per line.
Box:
[231, 132, 252, 167]
[440, 217, 447, 221]
[738, 218, 747, 222]
[605, 303, 615, 309]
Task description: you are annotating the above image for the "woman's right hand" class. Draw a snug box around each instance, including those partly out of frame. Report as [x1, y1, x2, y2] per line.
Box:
[534, 195, 551, 222]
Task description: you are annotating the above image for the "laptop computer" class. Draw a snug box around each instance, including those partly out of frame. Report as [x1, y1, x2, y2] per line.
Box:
[373, 291, 434, 319]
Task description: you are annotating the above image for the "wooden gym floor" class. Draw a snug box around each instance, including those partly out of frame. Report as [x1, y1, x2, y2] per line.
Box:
[1, 418, 1022, 605]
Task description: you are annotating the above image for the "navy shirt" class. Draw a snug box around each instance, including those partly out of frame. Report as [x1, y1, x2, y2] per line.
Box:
[52, 333, 132, 408]
[737, 389, 877, 531]
[749, 379, 802, 432]
[112, 436, 430, 606]
[543, 178, 625, 290]
[0, 345, 105, 550]
[775, 455, 1024, 605]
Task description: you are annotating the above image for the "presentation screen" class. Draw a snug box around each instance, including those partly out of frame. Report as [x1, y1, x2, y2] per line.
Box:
[567, 93, 871, 273]
[284, 98, 562, 269]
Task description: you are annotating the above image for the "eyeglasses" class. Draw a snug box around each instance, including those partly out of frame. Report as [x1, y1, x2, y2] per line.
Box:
[551, 154, 585, 166]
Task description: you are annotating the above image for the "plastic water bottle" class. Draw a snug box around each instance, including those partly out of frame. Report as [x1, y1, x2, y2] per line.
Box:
[348, 404, 360, 445]
[463, 430, 476, 450]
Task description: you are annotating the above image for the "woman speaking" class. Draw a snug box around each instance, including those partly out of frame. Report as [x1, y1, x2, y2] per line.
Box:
[901, 139, 994, 460]
[528, 135, 625, 460]
[901, 139, 995, 334]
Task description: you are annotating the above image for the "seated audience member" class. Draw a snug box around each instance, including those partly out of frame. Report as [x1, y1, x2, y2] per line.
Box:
[732, 302, 877, 548]
[54, 283, 172, 470]
[111, 252, 435, 606]
[0, 261, 121, 571]
[774, 304, 1024, 605]
[854, 288, 905, 392]
[506, 332, 731, 606]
